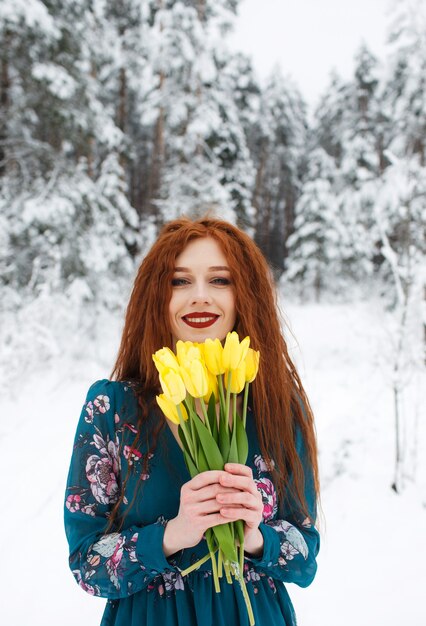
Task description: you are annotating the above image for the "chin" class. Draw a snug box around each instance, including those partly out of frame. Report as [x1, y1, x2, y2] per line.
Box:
[181, 328, 226, 343]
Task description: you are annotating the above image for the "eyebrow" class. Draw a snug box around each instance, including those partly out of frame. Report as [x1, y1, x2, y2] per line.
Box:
[174, 266, 230, 272]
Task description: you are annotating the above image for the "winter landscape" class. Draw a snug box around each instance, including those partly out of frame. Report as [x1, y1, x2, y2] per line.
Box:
[1, 0, 425, 625]
[1, 296, 425, 626]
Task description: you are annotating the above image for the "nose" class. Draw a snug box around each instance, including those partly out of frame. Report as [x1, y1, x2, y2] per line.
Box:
[190, 281, 212, 305]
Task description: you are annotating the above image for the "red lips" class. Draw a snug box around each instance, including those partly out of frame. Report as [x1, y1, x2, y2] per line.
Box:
[182, 313, 220, 329]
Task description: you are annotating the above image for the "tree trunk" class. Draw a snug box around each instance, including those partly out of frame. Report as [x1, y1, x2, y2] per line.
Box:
[391, 384, 402, 493]
[253, 143, 269, 252]
[146, 71, 165, 224]
[0, 31, 10, 177]
[118, 66, 127, 134]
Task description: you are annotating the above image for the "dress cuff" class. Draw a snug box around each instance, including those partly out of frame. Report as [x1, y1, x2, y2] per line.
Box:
[135, 521, 178, 574]
[245, 522, 281, 568]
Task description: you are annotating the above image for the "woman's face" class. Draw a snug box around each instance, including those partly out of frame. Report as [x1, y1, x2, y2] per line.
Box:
[168, 237, 237, 345]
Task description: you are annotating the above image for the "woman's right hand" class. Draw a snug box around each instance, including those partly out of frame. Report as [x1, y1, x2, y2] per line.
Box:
[162, 470, 238, 557]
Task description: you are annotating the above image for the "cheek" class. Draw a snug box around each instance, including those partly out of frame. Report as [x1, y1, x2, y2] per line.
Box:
[228, 293, 237, 320]
[225, 294, 237, 329]
[168, 293, 179, 319]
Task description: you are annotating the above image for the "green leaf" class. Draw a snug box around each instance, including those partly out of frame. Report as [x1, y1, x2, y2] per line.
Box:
[207, 393, 218, 442]
[235, 414, 249, 464]
[227, 413, 239, 463]
[235, 519, 245, 547]
[212, 523, 238, 563]
[178, 424, 196, 464]
[218, 413, 230, 461]
[197, 444, 210, 472]
[192, 411, 224, 470]
[183, 451, 199, 478]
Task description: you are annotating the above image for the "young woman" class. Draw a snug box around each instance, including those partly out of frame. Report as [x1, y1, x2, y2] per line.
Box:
[64, 216, 320, 626]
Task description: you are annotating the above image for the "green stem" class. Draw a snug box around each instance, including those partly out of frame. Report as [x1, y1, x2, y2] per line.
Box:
[218, 374, 226, 415]
[205, 529, 220, 593]
[238, 573, 255, 626]
[225, 371, 232, 432]
[224, 560, 232, 584]
[177, 404, 194, 459]
[185, 396, 198, 457]
[239, 539, 244, 575]
[232, 393, 236, 431]
[210, 548, 221, 593]
[179, 550, 216, 577]
[217, 548, 223, 578]
[243, 382, 249, 428]
[200, 397, 212, 434]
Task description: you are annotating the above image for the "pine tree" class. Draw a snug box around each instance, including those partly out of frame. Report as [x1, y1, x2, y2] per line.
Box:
[249, 67, 308, 274]
[384, 0, 426, 163]
[137, 0, 254, 225]
[285, 148, 341, 300]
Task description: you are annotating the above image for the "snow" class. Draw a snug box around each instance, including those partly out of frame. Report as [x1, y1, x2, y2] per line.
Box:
[32, 63, 78, 100]
[0, 0, 59, 39]
[1, 297, 424, 625]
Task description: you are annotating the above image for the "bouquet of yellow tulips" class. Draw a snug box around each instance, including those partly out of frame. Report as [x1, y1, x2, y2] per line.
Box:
[153, 331, 260, 626]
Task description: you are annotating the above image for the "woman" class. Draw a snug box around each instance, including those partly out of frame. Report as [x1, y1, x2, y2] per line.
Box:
[64, 216, 320, 626]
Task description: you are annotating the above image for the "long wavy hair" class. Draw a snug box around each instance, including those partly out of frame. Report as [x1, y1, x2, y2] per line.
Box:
[110, 216, 319, 525]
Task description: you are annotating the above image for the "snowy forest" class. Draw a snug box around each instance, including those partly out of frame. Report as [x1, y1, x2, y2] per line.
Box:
[1, 1, 425, 625]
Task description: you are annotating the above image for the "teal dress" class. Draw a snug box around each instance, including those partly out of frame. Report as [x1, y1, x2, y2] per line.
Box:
[64, 380, 319, 626]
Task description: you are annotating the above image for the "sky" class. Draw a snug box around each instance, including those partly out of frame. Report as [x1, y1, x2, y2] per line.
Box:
[229, 0, 392, 106]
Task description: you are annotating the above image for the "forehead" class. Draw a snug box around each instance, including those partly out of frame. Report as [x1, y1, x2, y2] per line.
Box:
[174, 237, 228, 267]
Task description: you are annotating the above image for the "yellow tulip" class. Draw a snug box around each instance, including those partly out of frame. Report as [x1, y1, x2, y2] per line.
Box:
[204, 338, 225, 375]
[222, 332, 250, 370]
[224, 362, 246, 394]
[153, 347, 180, 375]
[176, 340, 203, 366]
[245, 348, 260, 383]
[156, 394, 188, 424]
[180, 359, 209, 398]
[204, 368, 219, 403]
[159, 368, 187, 404]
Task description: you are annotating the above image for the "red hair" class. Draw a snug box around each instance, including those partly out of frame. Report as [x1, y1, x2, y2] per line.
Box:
[111, 216, 319, 523]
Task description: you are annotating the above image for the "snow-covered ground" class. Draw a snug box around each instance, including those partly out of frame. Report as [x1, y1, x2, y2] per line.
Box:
[1, 299, 424, 626]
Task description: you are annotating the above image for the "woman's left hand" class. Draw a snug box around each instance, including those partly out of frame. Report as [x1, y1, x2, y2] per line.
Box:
[216, 462, 265, 557]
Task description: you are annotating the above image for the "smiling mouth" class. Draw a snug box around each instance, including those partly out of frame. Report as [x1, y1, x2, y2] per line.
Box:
[182, 314, 220, 329]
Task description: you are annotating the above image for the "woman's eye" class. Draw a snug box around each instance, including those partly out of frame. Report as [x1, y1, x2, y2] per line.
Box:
[211, 277, 231, 285]
[171, 278, 189, 286]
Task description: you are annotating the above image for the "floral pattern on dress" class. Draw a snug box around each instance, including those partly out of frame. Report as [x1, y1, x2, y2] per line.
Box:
[84, 394, 111, 424]
[268, 519, 309, 562]
[243, 563, 277, 595]
[79, 530, 147, 593]
[253, 454, 278, 522]
[66, 424, 120, 515]
[72, 568, 101, 596]
[252, 452, 313, 572]
[67, 403, 154, 517]
[86, 425, 120, 504]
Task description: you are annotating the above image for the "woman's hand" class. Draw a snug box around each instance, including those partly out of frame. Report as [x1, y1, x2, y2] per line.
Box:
[217, 463, 265, 557]
[163, 470, 245, 556]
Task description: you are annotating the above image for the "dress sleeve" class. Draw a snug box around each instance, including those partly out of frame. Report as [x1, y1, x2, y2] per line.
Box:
[64, 379, 180, 599]
[246, 425, 320, 587]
